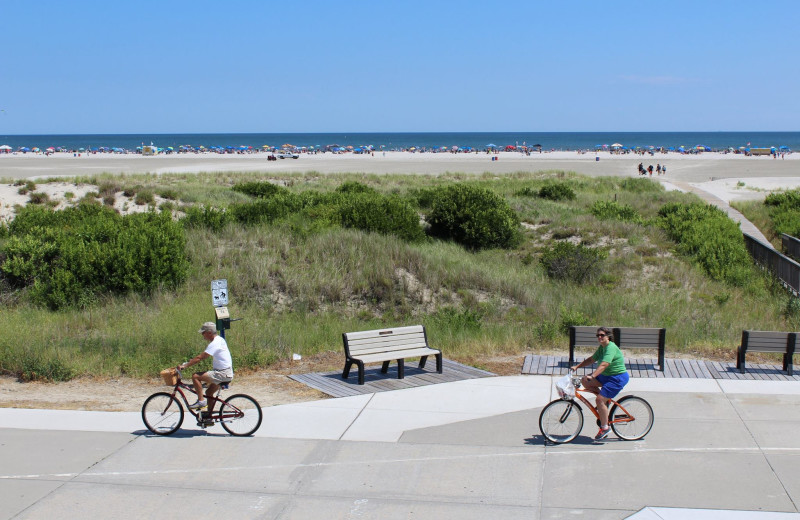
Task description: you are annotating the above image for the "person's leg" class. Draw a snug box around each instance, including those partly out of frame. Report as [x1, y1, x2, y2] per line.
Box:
[596, 394, 611, 428]
[581, 375, 602, 394]
[202, 375, 219, 412]
[191, 372, 206, 404]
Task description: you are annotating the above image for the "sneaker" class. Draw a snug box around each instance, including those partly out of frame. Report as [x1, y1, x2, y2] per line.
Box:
[594, 427, 611, 440]
[188, 400, 207, 410]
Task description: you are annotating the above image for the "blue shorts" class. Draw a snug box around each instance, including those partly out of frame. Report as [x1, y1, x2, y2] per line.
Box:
[597, 372, 629, 399]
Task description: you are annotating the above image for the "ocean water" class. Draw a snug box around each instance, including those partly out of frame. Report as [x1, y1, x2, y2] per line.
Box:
[1, 131, 798, 152]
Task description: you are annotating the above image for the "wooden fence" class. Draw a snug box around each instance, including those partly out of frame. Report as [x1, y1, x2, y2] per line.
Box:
[744, 233, 800, 295]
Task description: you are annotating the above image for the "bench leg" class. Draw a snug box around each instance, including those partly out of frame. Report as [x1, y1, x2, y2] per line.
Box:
[397, 359, 404, 379]
[381, 361, 390, 374]
[342, 360, 353, 379]
[658, 350, 665, 372]
[418, 355, 428, 370]
[435, 353, 443, 373]
[356, 361, 365, 385]
[738, 347, 746, 374]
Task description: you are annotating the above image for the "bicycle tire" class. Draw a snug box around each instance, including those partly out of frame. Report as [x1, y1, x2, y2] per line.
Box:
[142, 392, 184, 435]
[539, 399, 584, 444]
[219, 394, 263, 436]
[609, 395, 654, 440]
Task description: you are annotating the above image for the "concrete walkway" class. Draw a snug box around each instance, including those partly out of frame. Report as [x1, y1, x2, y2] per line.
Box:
[2, 376, 800, 519]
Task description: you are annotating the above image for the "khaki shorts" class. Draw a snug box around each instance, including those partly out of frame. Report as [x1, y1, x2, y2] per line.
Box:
[205, 368, 233, 384]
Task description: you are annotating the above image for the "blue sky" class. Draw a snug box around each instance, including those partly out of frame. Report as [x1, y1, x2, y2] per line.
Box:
[1, 0, 798, 134]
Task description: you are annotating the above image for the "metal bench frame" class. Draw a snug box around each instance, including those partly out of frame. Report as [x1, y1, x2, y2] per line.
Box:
[342, 325, 443, 385]
[737, 330, 797, 375]
[568, 326, 666, 371]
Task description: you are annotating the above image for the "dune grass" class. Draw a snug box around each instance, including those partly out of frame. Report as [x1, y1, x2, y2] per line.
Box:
[1, 170, 798, 380]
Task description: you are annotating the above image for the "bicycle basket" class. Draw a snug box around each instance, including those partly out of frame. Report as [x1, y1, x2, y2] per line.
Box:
[555, 374, 575, 399]
[160, 368, 179, 385]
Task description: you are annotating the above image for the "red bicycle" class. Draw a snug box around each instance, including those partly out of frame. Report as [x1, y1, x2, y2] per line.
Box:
[141, 367, 262, 436]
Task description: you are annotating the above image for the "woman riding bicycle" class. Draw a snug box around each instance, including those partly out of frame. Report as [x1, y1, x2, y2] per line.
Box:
[570, 326, 629, 440]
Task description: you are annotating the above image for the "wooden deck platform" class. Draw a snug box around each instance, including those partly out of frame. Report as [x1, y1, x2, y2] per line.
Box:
[289, 358, 495, 398]
[522, 355, 800, 381]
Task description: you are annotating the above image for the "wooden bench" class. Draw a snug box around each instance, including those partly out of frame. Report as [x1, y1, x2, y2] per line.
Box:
[736, 330, 797, 375]
[569, 326, 666, 371]
[342, 325, 443, 385]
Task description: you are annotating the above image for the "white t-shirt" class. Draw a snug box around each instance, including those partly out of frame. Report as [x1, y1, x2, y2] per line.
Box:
[204, 335, 233, 371]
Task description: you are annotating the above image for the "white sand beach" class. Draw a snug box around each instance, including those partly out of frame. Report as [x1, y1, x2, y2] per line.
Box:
[1, 150, 799, 222]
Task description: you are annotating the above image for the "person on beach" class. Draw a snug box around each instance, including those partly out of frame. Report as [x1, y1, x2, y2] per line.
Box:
[661, 164, 666, 175]
[179, 322, 234, 412]
[570, 327, 629, 440]
[656, 164, 661, 175]
[638, 163, 644, 175]
[648, 165, 654, 176]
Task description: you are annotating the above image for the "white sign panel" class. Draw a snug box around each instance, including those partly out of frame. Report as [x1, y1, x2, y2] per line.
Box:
[211, 279, 228, 307]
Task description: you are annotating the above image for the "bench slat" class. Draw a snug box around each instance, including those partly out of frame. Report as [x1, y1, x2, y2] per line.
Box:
[346, 332, 427, 345]
[344, 325, 424, 341]
[348, 339, 428, 353]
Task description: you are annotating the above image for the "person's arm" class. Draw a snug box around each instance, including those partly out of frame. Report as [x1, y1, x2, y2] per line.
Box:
[587, 361, 609, 378]
[571, 357, 594, 371]
[180, 352, 210, 370]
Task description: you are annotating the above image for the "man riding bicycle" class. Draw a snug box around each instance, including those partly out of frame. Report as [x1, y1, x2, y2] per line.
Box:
[179, 322, 234, 414]
[570, 326, 629, 440]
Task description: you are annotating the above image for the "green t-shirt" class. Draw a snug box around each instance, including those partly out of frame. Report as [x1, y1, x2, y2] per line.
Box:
[592, 341, 627, 375]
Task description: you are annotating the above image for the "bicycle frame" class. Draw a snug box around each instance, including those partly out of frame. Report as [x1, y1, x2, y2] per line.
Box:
[569, 386, 636, 426]
[164, 375, 243, 424]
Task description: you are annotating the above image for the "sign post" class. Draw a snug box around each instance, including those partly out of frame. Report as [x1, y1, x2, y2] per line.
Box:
[211, 279, 231, 339]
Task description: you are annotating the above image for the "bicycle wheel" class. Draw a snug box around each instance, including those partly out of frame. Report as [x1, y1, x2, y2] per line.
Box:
[539, 399, 584, 444]
[142, 392, 184, 435]
[609, 395, 654, 440]
[219, 394, 263, 436]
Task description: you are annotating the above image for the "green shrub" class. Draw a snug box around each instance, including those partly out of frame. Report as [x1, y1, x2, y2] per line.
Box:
[335, 181, 377, 195]
[1, 205, 188, 309]
[591, 201, 643, 223]
[538, 183, 576, 201]
[426, 184, 522, 250]
[181, 205, 232, 232]
[338, 193, 425, 242]
[409, 187, 438, 209]
[559, 304, 590, 333]
[515, 186, 538, 197]
[764, 189, 800, 237]
[135, 190, 154, 205]
[19, 354, 75, 382]
[158, 188, 179, 200]
[229, 193, 303, 225]
[28, 192, 50, 204]
[658, 202, 754, 286]
[540, 241, 606, 283]
[765, 189, 800, 207]
[232, 181, 288, 199]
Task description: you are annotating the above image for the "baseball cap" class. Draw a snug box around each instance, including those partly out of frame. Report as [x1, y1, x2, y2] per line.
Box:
[198, 322, 217, 334]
